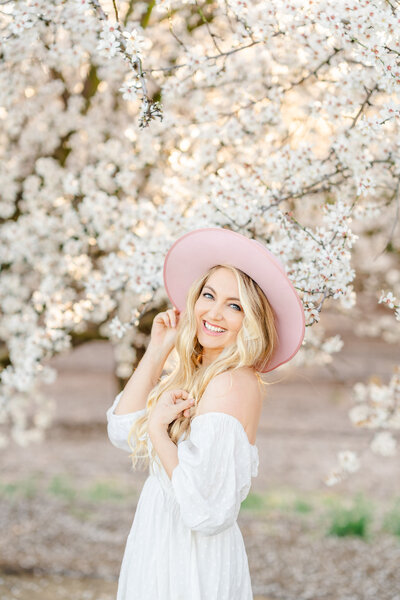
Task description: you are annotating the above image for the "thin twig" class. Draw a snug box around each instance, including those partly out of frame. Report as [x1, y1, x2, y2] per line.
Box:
[167, 7, 188, 51]
[316, 287, 331, 312]
[190, 48, 342, 121]
[89, 0, 162, 127]
[284, 48, 342, 93]
[195, 0, 223, 54]
[146, 39, 265, 73]
[112, 0, 119, 22]
[349, 84, 378, 130]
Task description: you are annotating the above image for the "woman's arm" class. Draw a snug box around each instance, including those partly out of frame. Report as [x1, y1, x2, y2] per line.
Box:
[149, 427, 179, 480]
[113, 341, 171, 415]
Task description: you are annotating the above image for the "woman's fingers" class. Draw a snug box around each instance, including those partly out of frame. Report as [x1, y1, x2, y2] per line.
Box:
[156, 313, 169, 327]
[168, 309, 176, 327]
[179, 400, 194, 417]
[154, 307, 180, 329]
[167, 311, 175, 327]
[172, 390, 194, 406]
[159, 307, 179, 328]
[182, 398, 195, 417]
[179, 396, 194, 407]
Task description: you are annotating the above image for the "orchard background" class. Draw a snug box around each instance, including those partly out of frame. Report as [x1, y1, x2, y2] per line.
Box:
[0, 1, 400, 599]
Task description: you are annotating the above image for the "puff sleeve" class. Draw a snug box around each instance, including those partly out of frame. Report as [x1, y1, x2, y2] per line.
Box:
[171, 412, 259, 536]
[106, 391, 147, 452]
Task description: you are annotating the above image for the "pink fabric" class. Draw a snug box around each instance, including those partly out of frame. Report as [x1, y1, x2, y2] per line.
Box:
[163, 227, 305, 373]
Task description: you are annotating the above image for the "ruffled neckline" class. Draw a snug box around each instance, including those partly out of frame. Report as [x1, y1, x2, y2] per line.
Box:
[175, 412, 259, 478]
[190, 411, 259, 452]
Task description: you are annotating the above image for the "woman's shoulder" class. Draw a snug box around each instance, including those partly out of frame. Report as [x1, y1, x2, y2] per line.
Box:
[195, 367, 263, 433]
[206, 366, 262, 397]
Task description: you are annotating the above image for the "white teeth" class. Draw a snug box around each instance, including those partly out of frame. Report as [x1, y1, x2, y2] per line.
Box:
[204, 320, 225, 333]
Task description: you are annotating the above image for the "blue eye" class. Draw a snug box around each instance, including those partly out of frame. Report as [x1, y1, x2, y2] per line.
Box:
[202, 292, 241, 311]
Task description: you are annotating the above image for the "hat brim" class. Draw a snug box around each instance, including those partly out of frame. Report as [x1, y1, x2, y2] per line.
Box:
[163, 227, 305, 373]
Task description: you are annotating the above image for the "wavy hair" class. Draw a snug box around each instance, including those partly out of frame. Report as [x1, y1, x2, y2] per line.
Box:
[126, 264, 278, 470]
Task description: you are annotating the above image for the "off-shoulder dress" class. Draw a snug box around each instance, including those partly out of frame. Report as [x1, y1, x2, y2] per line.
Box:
[106, 390, 259, 600]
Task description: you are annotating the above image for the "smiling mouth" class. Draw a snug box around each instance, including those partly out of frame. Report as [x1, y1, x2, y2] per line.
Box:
[202, 320, 227, 334]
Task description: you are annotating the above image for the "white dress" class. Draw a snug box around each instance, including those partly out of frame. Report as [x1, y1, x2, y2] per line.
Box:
[106, 391, 259, 600]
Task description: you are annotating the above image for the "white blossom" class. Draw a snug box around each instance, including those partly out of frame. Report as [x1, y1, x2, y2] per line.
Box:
[119, 77, 141, 101]
[108, 316, 130, 339]
[370, 431, 397, 457]
[96, 21, 121, 58]
[121, 28, 146, 59]
[338, 450, 360, 473]
[324, 468, 343, 487]
[379, 291, 397, 309]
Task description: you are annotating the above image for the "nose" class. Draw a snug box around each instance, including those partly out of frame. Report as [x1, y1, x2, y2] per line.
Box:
[206, 306, 224, 321]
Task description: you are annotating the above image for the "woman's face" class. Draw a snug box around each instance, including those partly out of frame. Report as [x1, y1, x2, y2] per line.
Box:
[194, 267, 245, 364]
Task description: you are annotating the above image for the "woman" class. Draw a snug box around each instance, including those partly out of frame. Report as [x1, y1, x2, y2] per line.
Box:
[106, 227, 305, 600]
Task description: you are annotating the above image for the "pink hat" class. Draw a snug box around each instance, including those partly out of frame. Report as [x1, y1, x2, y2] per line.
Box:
[163, 227, 305, 373]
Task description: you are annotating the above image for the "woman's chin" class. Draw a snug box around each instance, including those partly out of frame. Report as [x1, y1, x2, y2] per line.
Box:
[198, 332, 223, 345]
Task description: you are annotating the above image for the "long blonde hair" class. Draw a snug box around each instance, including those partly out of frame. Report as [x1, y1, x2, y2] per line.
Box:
[127, 264, 278, 470]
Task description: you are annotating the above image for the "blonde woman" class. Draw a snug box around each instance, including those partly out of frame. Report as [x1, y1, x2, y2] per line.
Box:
[106, 227, 305, 600]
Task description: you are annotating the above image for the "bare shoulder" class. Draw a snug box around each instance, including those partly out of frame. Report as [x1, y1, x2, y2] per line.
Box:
[195, 367, 263, 444]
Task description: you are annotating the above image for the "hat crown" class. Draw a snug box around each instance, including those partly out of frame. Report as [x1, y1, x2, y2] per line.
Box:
[163, 227, 305, 373]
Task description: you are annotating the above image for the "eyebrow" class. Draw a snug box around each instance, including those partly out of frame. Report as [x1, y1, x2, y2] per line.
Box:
[203, 285, 241, 303]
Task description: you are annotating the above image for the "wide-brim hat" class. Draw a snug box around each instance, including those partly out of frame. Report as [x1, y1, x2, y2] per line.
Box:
[163, 227, 305, 373]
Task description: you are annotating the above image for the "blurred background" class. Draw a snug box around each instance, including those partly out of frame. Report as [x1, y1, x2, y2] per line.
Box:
[1, 0, 400, 599]
[1, 302, 400, 600]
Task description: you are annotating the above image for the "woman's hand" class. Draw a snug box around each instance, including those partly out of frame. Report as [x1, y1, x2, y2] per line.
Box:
[149, 306, 181, 355]
[148, 389, 195, 432]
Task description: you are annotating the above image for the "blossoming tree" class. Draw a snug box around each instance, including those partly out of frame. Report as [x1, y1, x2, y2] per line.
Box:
[0, 0, 399, 484]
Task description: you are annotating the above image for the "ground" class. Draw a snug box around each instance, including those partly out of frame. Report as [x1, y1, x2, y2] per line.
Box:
[1, 306, 399, 600]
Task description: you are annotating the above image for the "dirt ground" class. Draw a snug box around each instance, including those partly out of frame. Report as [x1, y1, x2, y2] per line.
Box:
[1, 307, 400, 600]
